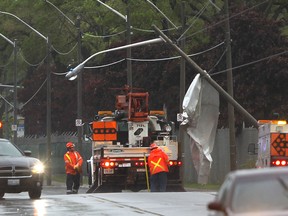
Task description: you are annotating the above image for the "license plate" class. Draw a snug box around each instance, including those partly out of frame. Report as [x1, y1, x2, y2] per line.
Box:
[122, 163, 131, 167]
[104, 168, 114, 174]
[136, 168, 146, 172]
[8, 179, 20, 186]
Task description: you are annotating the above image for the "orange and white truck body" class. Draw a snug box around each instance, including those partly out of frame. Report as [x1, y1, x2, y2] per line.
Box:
[86, 87, 183, 192]
[256, 120, 288, 168]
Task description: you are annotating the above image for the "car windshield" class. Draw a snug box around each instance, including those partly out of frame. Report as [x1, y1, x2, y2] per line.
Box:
[232, 177, 288, 213]
[0, 140, 23, 157]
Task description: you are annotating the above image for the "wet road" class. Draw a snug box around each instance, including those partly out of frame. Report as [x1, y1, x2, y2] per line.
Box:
[0, 184, 216, 216]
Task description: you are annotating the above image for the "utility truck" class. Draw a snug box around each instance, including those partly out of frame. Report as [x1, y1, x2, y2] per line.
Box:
[256, 120, 288, 168]
[85, 86, 184, 192]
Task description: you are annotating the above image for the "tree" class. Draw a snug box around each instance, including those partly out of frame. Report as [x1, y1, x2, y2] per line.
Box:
[0, 0, 287, 136]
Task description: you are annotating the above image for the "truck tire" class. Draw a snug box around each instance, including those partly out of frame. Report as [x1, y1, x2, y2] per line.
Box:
[97, 167, 102, 187]
[28, 188, 41, 199]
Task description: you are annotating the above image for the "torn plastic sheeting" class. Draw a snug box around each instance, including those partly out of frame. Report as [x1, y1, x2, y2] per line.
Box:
[182, 73, 219, 184]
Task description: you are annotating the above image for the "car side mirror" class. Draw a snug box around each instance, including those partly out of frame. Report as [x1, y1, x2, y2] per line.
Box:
[24, 150, 32, 157]
[207, 201, 225, 213]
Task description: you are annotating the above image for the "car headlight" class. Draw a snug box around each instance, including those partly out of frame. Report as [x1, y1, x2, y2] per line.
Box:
[32, 162, 45, 174]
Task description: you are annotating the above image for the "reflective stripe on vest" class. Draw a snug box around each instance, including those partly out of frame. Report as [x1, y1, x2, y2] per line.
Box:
[151, 158, 165, 174]
[65, 152, 79, 163]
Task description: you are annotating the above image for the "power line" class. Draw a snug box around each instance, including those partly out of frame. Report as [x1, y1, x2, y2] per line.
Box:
[184, 0, 269, 41]
[21, 78, 47, 108]
[51, 42, 78, 55]
[18, 50, 46, 67]
[211, 50, 288, 76]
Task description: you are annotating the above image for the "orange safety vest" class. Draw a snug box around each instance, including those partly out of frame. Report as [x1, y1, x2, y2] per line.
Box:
[64, 151, 83, 175]
[148, 147, 169, 175]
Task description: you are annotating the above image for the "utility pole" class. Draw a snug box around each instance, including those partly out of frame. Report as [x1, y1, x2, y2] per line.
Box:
[76, 15, 83, 184]
[13, 39, 18, 145]
[179, 1, 186, 188]
[224, 0, 237, 171]
[46, 37, 52, 186]
[153, 25, 258, 128]
[126, 5, 132, 89]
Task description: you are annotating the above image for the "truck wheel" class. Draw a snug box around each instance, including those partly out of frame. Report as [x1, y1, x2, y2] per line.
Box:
[29, 188, 41, 199]
[0, 191, 4, 199]
[88, 169, 92, 186]
[97, 167, 102, 187]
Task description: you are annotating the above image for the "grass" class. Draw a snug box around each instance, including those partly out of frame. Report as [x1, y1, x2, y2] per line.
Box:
[52, 174, 66, 183]
[184, 183, 220, 191]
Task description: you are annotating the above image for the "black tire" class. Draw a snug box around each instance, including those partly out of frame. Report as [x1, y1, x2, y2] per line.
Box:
[97, 167, 102, 187]
[28, 188, 41, 199]
[0, 191, 4, 199]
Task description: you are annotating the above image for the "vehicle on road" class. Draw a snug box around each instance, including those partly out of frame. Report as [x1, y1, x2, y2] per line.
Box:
[85, 85, 183, 192]
[207, 167, 288, 216]
[0, 138, 44, 199]
[255, 120, 288, 168]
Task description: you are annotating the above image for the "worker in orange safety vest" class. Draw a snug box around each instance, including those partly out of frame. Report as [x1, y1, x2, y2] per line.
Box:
[64, 142, 83, 194]
[148, 141, 169, 192]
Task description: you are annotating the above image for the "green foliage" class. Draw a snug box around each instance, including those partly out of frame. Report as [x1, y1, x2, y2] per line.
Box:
[0, 0, 287, 136]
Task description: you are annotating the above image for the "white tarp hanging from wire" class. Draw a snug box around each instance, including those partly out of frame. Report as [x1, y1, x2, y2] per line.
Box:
[181, 73, 219, 184]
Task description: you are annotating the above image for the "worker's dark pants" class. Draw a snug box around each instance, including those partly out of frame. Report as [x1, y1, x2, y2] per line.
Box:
[66, 173, 80, 191]
[150, 171, 167, 192]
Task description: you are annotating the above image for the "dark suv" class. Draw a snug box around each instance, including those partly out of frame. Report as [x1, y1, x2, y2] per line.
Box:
[0, 139, 44, 199]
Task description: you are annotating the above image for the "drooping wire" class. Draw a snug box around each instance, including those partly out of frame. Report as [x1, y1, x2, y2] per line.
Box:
[51, 42, 78, 55]
[127, 41, 224, 62]
[84, 58, 125, 69]
[208, 45, 227, 74]
[133, 26, 180, 33]
[177, 0, 210, 42]
[0, 49, 14, 68]
[18, 49, 46, 67]
[84, 30, 126, 39]
[21, 77, 47, 108]
[0, 94, 14, 108]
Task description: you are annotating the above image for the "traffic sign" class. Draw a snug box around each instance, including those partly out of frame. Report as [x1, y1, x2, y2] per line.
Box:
[75, 119, 82, 127]
[177, 113, 183, 122]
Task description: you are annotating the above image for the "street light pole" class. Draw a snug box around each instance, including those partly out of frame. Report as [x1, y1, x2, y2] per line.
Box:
[0, 33, 17, 143]
[0, 11, 52, 185]
[66, 38, 163, 79]
[126, 6, 132, 88]
[44, 0, 84, 180]
[95, 0, 131, 87]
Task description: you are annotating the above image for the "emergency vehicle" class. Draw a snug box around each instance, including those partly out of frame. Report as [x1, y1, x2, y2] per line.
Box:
[85, 86, 184, 192]
[256, 120, 288, 168]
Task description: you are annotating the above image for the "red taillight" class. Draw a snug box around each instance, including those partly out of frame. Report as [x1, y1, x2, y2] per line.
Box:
[101, 161, 116, 168]
[272, 159, 287, 166]
[169, 161, 182, 166]
[135, 162, 145, 166]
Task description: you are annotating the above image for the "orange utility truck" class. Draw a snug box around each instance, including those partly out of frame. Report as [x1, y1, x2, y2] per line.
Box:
[85, 86, 183, 192]
[256, 120, 288, 168]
